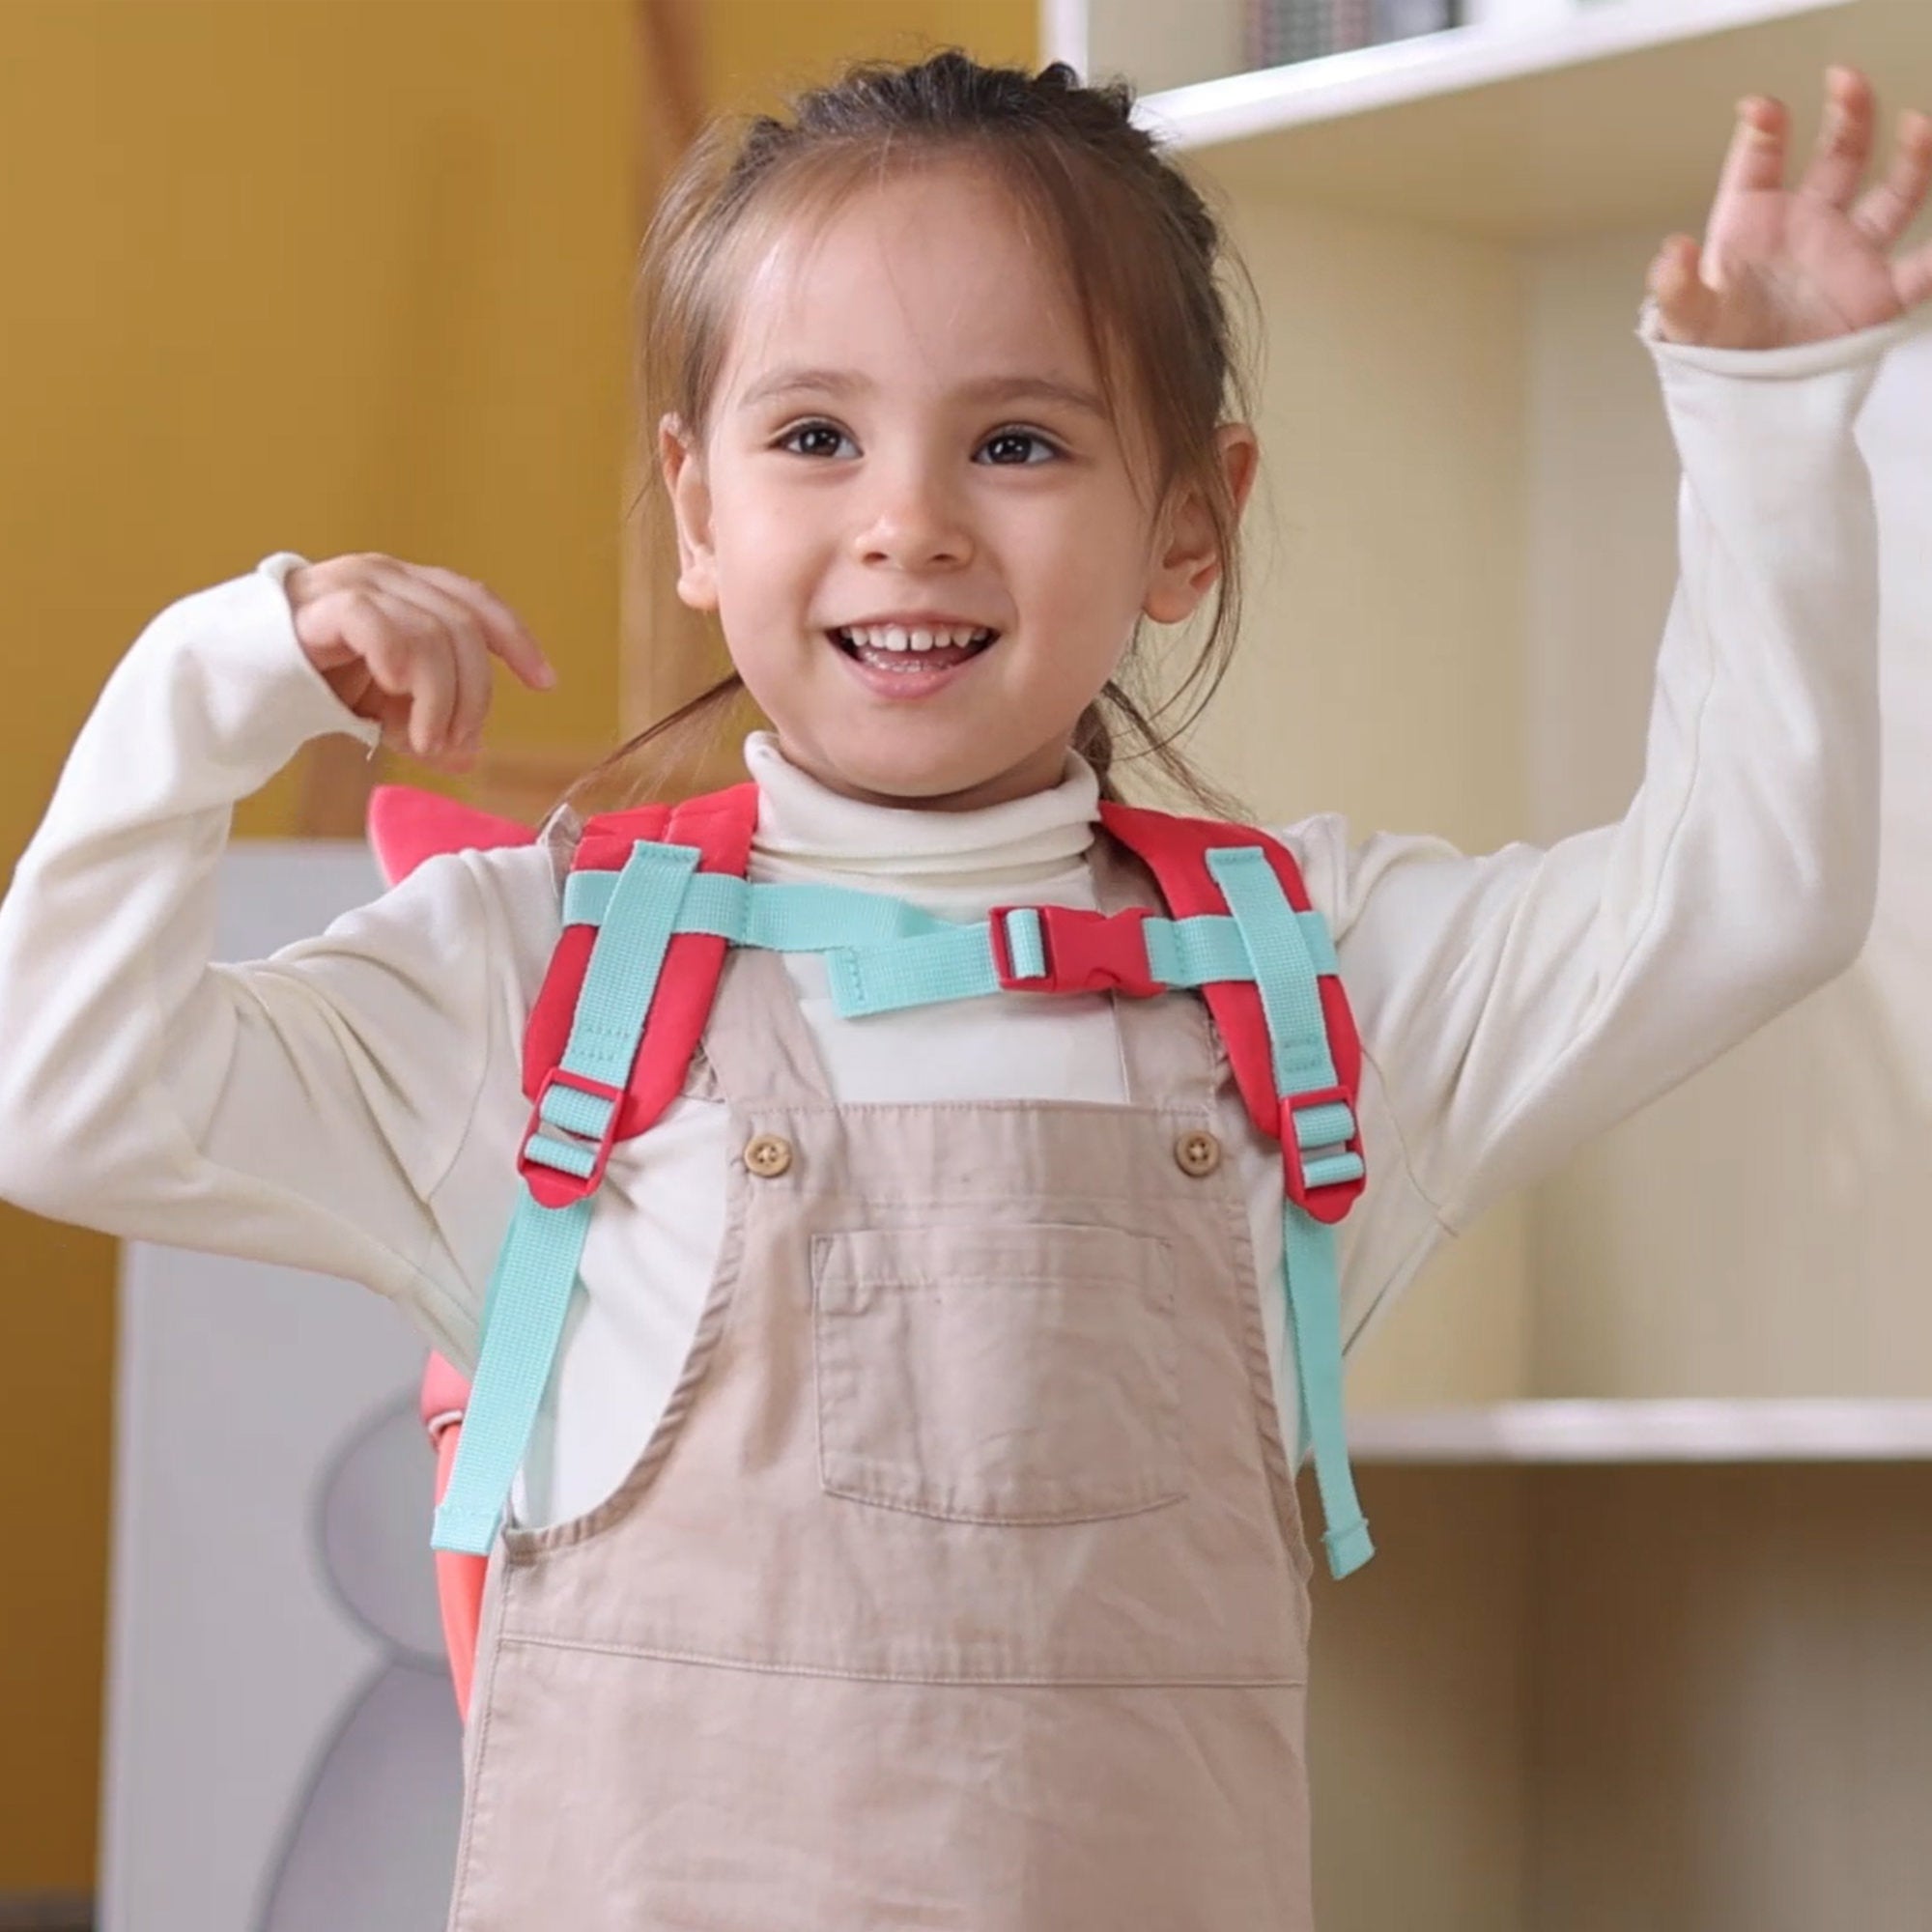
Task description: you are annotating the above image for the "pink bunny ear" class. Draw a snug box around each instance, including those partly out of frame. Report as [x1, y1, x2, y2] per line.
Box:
[366, 783, 535, 885]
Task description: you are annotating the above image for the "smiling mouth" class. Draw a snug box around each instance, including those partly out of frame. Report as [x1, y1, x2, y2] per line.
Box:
[830, 624, 1000, 672]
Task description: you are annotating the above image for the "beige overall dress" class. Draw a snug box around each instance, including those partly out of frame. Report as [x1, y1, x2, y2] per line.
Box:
[446, 844, 1321, 1931]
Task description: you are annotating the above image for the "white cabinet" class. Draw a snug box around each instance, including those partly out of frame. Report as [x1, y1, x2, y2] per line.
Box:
[1065, 1, 1932, 1924]
[99, 845, 461, 1932]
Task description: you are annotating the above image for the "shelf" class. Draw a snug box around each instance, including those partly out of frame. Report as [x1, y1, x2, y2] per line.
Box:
[1131, 0, 1932, 242]
[1348, 1398, 1932, 1463]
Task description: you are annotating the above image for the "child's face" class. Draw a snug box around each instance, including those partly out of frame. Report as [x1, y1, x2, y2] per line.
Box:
[664, 160, 1252, 811]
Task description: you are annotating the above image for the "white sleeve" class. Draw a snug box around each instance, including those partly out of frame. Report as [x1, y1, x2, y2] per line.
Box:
[1289, 299, 1928, 1236]
[0, 554, 517, 1355]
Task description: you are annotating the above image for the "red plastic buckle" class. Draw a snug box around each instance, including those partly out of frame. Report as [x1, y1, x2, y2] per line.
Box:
[1280, 1086, 1365, 1226]
[988, 904, 1161, 999]
[517, 1066, 626, 1208]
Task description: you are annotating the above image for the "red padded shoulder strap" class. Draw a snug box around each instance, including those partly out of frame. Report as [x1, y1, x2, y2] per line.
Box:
[521, 782, 759, 1141]
[1098, 801, 1362, 1147]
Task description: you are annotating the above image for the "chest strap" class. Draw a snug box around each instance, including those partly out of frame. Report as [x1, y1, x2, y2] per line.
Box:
[559, 867, 1338, 1009]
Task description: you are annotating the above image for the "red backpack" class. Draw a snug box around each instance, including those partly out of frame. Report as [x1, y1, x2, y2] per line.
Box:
[367, 780, 1370, 1719]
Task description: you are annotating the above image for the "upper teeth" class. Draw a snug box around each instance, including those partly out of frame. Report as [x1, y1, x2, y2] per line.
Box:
[840, 624, 993, 652]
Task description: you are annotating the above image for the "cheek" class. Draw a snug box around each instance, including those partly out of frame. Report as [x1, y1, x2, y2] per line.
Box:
[1011, 505, 1149, 646]
[712, 523, 822, 641]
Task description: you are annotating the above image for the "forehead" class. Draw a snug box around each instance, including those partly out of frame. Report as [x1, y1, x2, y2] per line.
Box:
[717, 162, 1098, 408]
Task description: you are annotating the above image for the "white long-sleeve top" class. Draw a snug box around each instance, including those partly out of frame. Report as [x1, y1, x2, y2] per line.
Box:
[0, 299, 1918, 1528]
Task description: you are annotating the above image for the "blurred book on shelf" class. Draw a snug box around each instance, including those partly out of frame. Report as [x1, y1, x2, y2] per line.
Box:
[1244, 0, 1463, 69]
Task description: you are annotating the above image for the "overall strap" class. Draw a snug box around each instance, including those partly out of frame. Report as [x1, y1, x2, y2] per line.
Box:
[432, 784, 758, 1555]
[1101, 804, 1375, 1580]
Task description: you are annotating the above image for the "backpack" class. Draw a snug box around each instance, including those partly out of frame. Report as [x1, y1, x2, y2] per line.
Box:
[367, 781, 1372, 1719]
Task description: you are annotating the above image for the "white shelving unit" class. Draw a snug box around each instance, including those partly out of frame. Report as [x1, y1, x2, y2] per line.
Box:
[1067, 0, 1932, 237]
[1060, 2, 1932, 1927]
[1131, 0, 1851, 152]
[1350, 1398, 1932, 1461]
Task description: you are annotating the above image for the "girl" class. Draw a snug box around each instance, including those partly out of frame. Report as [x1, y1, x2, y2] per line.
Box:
[2, 48, 1929, 1932]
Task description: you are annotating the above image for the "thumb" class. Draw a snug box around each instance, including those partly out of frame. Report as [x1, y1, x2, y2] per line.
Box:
[1649, 235, 1719, 344]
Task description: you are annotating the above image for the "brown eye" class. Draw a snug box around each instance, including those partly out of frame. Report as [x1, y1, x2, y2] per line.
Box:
[781, 421, 855, 459]
[978, 429, 1058, 466]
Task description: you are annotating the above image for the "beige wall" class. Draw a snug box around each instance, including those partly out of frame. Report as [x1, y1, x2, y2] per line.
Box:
[1181, 173, 1538, 1931]
[1085, 0, 1248, 92]
[1187, 182, 1538, 1413]
[1245, 185, 1932, 1932]
[1522, 226, 1932, 1403]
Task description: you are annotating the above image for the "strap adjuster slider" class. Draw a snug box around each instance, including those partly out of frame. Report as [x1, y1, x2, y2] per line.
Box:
[518, 1066, 626, 1208]
[1280, 1085, 1366, 1225]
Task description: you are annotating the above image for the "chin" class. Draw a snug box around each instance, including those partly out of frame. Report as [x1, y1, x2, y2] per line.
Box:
[797, 739, 1020, 810]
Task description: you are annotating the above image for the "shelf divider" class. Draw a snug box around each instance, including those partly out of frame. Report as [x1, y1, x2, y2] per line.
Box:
[1349, 1398, 1932, 1463]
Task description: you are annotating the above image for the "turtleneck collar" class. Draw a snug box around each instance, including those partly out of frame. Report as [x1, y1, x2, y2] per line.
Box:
[743, 730, 1100, 891]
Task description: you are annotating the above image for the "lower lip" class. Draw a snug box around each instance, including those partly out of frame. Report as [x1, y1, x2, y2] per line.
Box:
[828, 634, 995, 700]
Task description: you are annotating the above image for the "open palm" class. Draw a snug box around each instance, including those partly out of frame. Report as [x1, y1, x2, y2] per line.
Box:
[1652, 65, 1932, 349]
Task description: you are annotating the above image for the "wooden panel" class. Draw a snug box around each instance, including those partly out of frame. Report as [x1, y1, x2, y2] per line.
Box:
[1305, 1466, 1533, 1932]
[1529, 1464, 1932, 1930]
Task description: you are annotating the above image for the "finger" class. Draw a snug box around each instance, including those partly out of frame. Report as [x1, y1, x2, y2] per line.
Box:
[382, 580, 494, 754]
[403, 563, 557, 691]
[370, 694, 415, 756]
[1649, 235, 1720, 343]
[346, 672, 413, 756]
[345, 589, 461, 758]
[335, 590, 424, 699]
[402, 631, 459, 761]
[1798, 66, 1878, 211]
[443, 619, 490, 765]
[1713, 92, 1790, 218]
[1851, 106, 1932, 250]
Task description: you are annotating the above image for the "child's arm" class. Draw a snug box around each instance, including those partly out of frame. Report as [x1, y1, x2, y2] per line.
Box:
[1319, 307, 1918, 1239]
[1303, 69, 1932, 1246]
[0, 555, 555, 1366]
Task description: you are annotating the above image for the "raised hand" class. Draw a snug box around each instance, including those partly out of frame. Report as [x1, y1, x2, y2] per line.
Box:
[284, 554, 556, 773]
[1650, 65, 1932, 349]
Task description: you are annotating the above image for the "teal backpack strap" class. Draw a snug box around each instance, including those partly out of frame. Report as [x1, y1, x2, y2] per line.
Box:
[437, 783, 1375, 1581]
[432, 838, 702, 1554]
[1208, 845, 1373, 1579]
[559, 868, 1337, 1018]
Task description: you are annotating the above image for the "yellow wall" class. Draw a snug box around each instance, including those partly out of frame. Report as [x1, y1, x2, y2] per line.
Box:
[0, 0, 635, 1888]
[702, 0, 1036, 110]
[0, 0, 1032, 1892]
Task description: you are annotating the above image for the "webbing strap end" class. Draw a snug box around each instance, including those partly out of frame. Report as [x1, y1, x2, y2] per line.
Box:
[1321, 1517, 1375, 1579]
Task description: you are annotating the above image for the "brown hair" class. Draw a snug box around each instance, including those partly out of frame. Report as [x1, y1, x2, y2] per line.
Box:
[563, 48, 1263, 822]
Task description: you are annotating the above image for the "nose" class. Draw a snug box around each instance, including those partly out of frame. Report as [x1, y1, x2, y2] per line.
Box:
[851, 454, 974, 572]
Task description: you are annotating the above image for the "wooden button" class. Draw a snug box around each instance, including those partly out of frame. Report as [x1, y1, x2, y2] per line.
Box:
[1175, 1129, 1222, 1178]
[743, 1132, 793, 1179]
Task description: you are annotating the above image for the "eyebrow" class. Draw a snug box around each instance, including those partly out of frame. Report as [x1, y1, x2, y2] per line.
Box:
[735, 366, 1109, 419]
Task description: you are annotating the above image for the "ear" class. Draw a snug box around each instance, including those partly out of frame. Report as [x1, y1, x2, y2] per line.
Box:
[1142, 423, 1260, 626]
[660, 412, 720, 613]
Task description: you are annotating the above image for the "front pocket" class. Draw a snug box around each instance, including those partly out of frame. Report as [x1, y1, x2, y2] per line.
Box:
[810, 1222, 1185, 1525]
